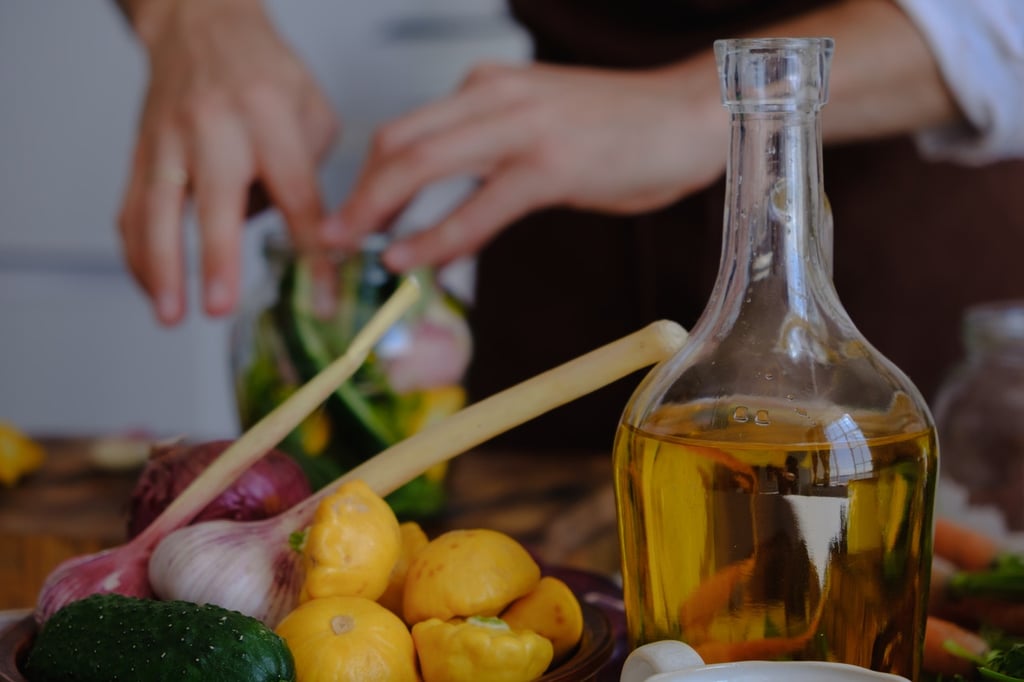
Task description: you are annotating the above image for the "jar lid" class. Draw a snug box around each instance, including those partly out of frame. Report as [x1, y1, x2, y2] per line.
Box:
[262, 227, 389, 260]
[963, 300, 1024, 350]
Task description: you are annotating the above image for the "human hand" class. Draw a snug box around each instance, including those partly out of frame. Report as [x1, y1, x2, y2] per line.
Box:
[118, 0, 339, 325]
[329, 58, 727, 272]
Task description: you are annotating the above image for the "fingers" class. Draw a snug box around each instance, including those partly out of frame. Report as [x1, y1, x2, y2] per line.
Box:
[325, 64, 529, 249]
[247, 94, 339, 317]
[338, 107, 532, 253]
[191, 111, 254, 316]
[120, 94, 334, 325]
[118, 148, 149, 293]
[302, 88, 341, 163]
[383, 163, 551, 271]
[119, 132, 189, 326]
[248, 93, 327, 251]
[369, 62, 516, 156]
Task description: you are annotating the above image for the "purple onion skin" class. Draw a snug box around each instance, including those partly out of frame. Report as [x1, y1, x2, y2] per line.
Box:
[126, 439, 311, 539]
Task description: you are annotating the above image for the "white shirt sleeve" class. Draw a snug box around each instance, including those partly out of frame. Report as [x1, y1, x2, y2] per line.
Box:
[894, 0, 1024, 165]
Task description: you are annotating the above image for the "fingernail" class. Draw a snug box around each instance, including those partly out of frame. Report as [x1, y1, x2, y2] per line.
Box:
[156, 292, 181, 323]
[205, 279, 230, 311]
[384, 243, 413, 271]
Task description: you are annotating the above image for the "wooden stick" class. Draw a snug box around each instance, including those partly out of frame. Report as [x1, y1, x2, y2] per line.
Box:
[137, 276, 422, 544]
[335, 319, 688, 498]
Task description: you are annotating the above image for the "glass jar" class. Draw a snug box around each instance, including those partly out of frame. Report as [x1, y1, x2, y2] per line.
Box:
[230, 231, 473, 519]
[933, 301, 1024, 531]
[612, 38, 936, 679]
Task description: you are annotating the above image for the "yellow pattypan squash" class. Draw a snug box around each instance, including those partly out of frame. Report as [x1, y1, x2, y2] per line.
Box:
[403, 528, 541, 625]
[501, 576, 584, 664]
[276, 596, 418, 682]
[412, 616, 553, 682]
[377, 521, 430, 616]
[300, 479, 401, 602]
[0, 422, 45, 487]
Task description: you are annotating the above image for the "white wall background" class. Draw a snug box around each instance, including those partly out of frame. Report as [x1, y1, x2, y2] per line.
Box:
[0, 1, 528, 439]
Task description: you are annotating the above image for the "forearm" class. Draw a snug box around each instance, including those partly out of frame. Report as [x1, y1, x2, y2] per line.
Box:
[658, 0, 960, 148]
[112, 0, 267, 51]
[760, 0, 960, 146]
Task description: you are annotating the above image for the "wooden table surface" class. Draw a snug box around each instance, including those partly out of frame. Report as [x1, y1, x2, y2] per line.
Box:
[0, 438, 621, 612]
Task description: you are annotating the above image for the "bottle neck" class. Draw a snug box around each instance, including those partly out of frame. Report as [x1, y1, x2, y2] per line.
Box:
[701, 105, 842, 346]
[736, 108, 828, 289]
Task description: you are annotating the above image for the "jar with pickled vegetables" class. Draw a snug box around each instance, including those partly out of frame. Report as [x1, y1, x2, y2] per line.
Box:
[230, 230, 473, 519]
[933, 301, 1024, 532]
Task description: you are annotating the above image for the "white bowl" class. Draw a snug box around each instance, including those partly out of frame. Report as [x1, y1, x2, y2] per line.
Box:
[621, 641, 911, 682]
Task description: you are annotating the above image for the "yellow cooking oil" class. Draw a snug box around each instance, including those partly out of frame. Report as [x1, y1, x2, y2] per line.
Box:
[613, 402, 937, 679]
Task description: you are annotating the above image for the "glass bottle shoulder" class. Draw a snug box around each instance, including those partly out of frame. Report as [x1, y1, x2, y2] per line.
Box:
[620, 322, 933, 448]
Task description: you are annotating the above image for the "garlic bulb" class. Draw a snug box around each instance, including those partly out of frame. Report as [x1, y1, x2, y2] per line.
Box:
[149, 516, 305, 627]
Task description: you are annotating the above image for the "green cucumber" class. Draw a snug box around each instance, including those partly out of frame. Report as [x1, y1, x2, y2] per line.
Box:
[24, 594, 295, 682]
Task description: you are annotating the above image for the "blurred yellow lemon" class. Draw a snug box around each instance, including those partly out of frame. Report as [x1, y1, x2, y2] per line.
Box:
[0, 422, 45, 487]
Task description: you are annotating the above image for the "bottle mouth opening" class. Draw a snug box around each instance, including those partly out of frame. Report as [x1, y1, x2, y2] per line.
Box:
[715, 37, 834, 54]
[715, 36, 834, 112]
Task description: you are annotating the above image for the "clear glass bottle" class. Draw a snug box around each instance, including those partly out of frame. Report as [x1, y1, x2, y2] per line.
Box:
[231, 231, 473, 519]
[612, 38, 937, 678]
[933, 301, 1024, 531]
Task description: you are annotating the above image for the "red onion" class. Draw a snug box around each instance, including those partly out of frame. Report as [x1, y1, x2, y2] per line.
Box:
[34, 439, 310, 625]
[126, 440, 310, 539]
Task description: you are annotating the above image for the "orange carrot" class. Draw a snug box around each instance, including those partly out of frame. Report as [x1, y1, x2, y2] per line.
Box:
[693, 592, 824, 664]
[933, 518, 1002, 571]
[678, 557, 756, 629]
[694, 634, 813, 664]
[930, 536, 1024, 634]
[923, 616, 989, 677]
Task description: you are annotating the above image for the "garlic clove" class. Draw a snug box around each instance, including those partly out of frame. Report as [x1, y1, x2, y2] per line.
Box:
[620, 641, 706, 682]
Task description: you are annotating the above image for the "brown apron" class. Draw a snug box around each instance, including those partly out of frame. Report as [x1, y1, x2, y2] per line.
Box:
[466, 0, 1024, 451]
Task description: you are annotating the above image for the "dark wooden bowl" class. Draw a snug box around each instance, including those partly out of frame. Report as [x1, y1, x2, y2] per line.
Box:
[541, 601, 616, 681]
[0, 617, 33, 682]
[1, 601, 613, 681]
